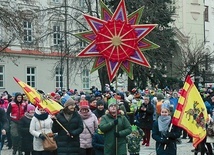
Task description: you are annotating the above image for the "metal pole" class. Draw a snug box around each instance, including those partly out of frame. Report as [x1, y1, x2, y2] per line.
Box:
[60, 39, 63, 91]
[64, 0, 69, 90]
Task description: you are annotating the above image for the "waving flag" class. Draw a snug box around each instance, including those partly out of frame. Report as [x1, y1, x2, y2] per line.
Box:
[13, 77, 63, 114]
[172, 75, 208, 147]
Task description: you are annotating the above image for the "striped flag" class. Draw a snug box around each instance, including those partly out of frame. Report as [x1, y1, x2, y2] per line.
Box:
[13, 77, 63, 115]
[172, 75, 208, 148]
[13, 77, 41, 105]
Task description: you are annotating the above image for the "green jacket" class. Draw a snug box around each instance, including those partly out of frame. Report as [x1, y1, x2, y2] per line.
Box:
[99, 112, 131, 155]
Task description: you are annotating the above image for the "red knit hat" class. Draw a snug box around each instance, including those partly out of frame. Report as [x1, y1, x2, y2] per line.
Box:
[79, 100, 89, 109]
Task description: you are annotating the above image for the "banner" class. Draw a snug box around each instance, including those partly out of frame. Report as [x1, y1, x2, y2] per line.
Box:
[172, 75, 208, 147]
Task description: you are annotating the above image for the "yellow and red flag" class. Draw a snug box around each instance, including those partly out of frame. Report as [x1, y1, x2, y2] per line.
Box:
[172, 75, 208, 148]
[13, 77, 63, 115]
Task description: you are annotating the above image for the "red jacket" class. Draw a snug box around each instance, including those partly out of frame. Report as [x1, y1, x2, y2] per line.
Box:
[10, 102, 26, 121]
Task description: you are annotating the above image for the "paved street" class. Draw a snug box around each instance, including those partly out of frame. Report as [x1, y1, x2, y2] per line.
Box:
[1, 138, 194, 155]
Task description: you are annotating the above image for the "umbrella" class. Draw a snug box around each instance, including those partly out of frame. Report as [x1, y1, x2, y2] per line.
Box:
[13, 77, 63, 115]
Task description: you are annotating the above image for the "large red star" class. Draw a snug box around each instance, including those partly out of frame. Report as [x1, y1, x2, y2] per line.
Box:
[75, 0, 159, 82]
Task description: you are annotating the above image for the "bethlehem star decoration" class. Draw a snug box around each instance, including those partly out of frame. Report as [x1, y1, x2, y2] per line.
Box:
[75, 0, 159, 82]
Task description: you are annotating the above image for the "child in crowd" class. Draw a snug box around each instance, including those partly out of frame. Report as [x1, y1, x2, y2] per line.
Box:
[126, 125, 144, 155]
[152, 103, 181, 155]
[92, 127, 104, 155]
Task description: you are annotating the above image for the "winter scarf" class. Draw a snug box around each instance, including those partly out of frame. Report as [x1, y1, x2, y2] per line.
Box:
[158, 115, 171, 132]
[34, 107, 49, 120]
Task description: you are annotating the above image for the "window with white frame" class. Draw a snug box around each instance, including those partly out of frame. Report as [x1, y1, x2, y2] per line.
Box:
[79, 29, 87, 48]
[0, 66, 4, 88]
[79, 0, 85, 7]
[82, 69, 90, 89]
[52, 0, 60, 3]
[53, 25, 61, 45]
[23, 21, 32, 42]
[204, 6, 209, 22]
[55, 67, 64, 89]
[27, 67, 36, 87]
[0, 26, 2, 42]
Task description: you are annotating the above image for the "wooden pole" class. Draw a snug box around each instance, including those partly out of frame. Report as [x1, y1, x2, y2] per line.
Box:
[115, 74, 118, 155]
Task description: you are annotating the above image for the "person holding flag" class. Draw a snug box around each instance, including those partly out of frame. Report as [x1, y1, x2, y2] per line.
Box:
[152, 102, 181, 155]
[172, 75, 209, 153]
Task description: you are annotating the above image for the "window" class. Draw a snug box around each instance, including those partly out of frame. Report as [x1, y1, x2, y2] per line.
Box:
[82, 69, 90, 89]
[53, 25, 61, 45]
[79, 29, 87, 48]
[55, 67, 64, 89]
[52, 0, 59, 3]
[79, 0, 85, 7]
[23, 21, 32, 42]
[27, 67, 36, 87]
[0, 26, 3, 42]
[0, 66, 4, 88]
[204, 6, 209, 22]
[169, 0, 176, 13]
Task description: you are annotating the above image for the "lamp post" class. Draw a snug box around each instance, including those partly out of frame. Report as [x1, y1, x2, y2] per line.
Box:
[59, 39, 64, 91]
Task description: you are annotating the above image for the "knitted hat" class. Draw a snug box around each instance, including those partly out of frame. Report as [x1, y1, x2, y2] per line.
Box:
[60, 94, 72, 105]
[107, 98, 117, 108]
[131, 125, 138, 132]
[161, 100, 171, 111]
[64, 98, 75, 107]
[96, 100, 104, 106]
[27, 104, 35, 112]
[79, 100, 89, 109]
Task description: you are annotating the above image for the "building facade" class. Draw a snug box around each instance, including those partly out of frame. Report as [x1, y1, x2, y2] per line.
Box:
[0, 0, 101, 94]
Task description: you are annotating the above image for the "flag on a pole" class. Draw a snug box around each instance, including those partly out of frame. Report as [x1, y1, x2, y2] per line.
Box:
[172, 75, 208, 148]
[13, 77, 63, 115]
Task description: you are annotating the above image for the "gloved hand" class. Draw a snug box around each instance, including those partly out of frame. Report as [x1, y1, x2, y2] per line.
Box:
[39, 134, 46, 140]
[160, 138, 170, 144]
[114, 132, 120, 138]
[53, 133, 58, 140]
[114, 119, 118, 125]
[166, 132, 175, 138]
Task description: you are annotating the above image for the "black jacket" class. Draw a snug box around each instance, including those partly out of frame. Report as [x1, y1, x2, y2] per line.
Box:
[136, 102, 154, 129]
[52, 111, 84, 155]
[152, 120, 181, 155]
[0, 108, 8, 141]
[19, 115, 33, 152]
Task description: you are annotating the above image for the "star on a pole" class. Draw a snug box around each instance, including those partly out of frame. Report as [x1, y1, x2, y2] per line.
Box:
[75, 0, 159, 82]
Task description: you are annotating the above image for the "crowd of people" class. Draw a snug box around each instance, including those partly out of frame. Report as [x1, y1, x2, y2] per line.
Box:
[0, 84, 214, 155]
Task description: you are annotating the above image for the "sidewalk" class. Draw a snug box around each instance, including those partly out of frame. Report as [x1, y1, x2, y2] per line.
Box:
[139, 138, 194, 155]
[1, 138, 195, 155]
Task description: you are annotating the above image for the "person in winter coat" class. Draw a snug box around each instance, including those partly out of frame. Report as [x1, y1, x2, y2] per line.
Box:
[93, 100, 106, 121]
[152, 103, 181, 155]
[7, 92, 27, 155]
[126, 125, 144, 155]
[19, 104, 35, 155]
[29, 107, 55, 155]
[99, 98, 132, 155]
[0, 107, 9, 155]
[78, 100, 98, 155]
[52, 98, 84, 155]
[92, 127, 104, 155]
[135, 96, 154, 146]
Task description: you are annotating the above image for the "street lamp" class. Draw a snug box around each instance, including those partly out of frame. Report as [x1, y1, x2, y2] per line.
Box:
[59, 39, 64, 91]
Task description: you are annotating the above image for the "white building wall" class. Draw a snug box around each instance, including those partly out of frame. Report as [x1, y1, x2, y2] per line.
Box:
[204, 0, 214, 55]
[0, 54, 101, 94]
[174, 0, 205, 45]
[0, 0, 102, 94]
